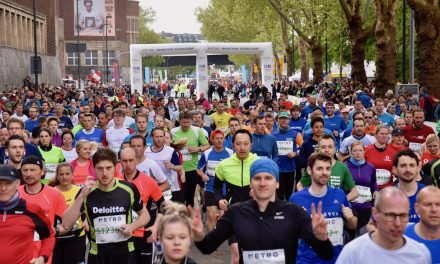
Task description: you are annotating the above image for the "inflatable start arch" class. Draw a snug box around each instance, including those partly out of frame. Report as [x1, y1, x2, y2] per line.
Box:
[130, 42, 274, 96]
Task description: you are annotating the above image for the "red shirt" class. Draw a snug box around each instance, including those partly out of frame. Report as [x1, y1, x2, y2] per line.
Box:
[116, 170, 163, 237]
[19, 185, 67, 262]
[403, 125, 435, 151]
[421, 151, 440, 166]
[365, 144, 397, 189]
[0, 199, 55, 264]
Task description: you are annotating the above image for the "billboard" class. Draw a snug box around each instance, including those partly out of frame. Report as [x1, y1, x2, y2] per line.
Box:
[395, 84, 420, 101]
[74, 0, 115, 36]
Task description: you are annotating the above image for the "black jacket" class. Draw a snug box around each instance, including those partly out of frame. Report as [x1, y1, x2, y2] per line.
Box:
[195, 199, 333, 263]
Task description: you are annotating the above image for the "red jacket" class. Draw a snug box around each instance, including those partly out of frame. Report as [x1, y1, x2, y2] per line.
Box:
[0, 198, 55, 263]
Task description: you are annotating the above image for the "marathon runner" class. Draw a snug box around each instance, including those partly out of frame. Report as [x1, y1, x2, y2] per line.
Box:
[62, 148, 150, 264]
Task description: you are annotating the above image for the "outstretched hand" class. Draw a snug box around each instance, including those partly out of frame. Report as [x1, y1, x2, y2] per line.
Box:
[188, 205, 204, 242]
[311, 201, 328, 241]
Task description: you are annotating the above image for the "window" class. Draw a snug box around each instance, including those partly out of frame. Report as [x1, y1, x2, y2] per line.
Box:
[102, 50, 115, 65]
[85, 51, 98, 66]
[67, 52, 79, 66]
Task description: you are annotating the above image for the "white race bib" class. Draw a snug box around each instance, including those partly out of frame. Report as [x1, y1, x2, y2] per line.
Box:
[376, 169, 391, 185]
[242, 249, 285, 264]
[409, 142, 422, 152]
[352, 185, 372, 204]
[94, 214, 128, 244]
[45, 164, 57, 180]
[326, 217, 344, 246]
[276, 141, 294, 156]
[181, 148, 192, 161]
[163, 190, 172, 201]
[206, 160, 220, 176]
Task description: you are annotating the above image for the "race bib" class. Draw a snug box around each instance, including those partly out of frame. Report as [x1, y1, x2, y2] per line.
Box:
[276, 141, 294, 156]
[329, 175, 341, 188]
[94, 214, 128, 244]
[409, 142, 422, 152]
[206, 160, 220, 176]
[163, 190, 172, 201]
[352, 185, 372, 204]
[181, 148, 192, 161]
[376, 169, 391, 185]
[242, 249, 285, 264]
[326, 217, 344, 246]
[45, 164, 57, 180]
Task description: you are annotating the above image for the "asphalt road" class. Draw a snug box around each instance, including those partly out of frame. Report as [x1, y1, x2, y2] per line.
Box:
[189, 241, 231, 264]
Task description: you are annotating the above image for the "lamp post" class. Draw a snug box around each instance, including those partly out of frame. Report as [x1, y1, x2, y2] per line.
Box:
[105, 15, 112, 83]
[32, 0, 38, 89]
[76, 0, 81, 89]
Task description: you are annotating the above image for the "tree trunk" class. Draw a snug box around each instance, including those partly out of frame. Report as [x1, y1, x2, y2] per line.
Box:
[374, 0, 398, 96]
[310, 38, 324, 83]
[280, 17, 293, 77]
[349, 18, 368, 84]
[407, 0, 440, 98]
[273, 52, 282, 80]
[299, 37, 309, 82]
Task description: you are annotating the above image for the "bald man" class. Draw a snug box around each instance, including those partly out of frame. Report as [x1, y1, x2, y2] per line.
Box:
[405, 186, 440, 263]
[336, 187, 431, 264]
[118, 147, 164, 264]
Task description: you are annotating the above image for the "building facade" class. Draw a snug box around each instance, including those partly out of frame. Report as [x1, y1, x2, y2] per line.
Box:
[60, 0, 139, 83]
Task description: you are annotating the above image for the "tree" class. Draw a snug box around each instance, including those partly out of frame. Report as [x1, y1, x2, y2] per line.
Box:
[339, 0, 375, 84]
[138, 7, 167, 68]
[267, 0, 337, 83]
[374, 0, 398, 95]
[407, 0, 440, 97]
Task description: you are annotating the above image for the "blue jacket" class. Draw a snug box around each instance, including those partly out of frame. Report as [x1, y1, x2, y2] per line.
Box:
[274, 128, 298, 172]
[251, 133, 279, 164]
[289, 117, 307, 133]
[298, 138, 319, 169]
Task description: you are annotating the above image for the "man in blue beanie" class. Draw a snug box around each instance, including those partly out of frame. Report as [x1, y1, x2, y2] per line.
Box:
[190, 158, 334, 263]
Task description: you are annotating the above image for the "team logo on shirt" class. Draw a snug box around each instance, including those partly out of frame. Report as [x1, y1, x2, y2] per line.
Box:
[92, 206, 126, 214]
[385, 156, 390, 161]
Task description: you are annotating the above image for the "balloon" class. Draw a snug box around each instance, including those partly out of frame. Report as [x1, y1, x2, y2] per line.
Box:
[87, 74, 93, 80]
[90, 69, 96, 75]
[95, 76, 101, 81]
[96, 71, 103, 77]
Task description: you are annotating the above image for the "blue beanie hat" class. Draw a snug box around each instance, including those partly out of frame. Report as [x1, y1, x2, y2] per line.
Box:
[250, 158, 279, 181]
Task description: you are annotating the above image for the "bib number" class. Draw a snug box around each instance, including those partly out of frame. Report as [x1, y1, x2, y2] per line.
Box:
[276, 141, 293, 156]
[94, 214, 128, 244]
[409, 142, 422, 152]
[206, 160, 220, 176]
[327, 217, 344, 246]
[352, 185, 372, 204]
[376, 169, 391, 185]
[45, 164, 57, 180]
[242, 249, 285, 264]
[181, 148, 192, 161]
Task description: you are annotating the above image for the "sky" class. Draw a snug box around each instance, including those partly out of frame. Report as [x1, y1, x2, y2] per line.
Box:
[140, 0, 210, 34]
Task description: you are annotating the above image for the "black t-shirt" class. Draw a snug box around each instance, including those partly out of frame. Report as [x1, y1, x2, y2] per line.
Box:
[80, 179, 143, 255]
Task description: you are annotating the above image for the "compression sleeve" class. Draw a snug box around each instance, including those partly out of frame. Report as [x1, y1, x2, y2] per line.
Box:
[296, 206, 334, 260]
[194, 208, 235, 254]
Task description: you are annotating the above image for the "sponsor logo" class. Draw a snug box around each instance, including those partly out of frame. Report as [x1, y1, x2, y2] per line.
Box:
[92, 206, 126, 214]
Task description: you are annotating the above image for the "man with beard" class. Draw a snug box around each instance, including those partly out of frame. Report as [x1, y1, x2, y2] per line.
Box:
[4, 135, 25, 183]
[339, 118, 376, 161]
[405, 186, 440, 263]
[403, 109, 435, 153]
[393, 149, 425, 223]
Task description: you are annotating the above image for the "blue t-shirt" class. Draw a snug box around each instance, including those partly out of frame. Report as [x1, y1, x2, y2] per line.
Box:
[377, 113, 395, 127]
[273, 128, 298, 172]
[197, 147, 233, 193]
[58, 115, 74, 130]
[74, 128, 104, 145]
[405, 223, 440, 264]
[24, 119, 39, 132]
[289, 187, 350, 264]
[394, 182, 425, 223]
[289, 117, 307, 133]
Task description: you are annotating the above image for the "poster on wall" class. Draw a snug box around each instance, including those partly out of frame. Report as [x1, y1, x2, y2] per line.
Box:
[74, 0, 115, 36]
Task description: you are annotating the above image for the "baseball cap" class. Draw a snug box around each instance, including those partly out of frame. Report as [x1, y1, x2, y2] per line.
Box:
[0, 164, 20, 181]
[277, 112, 290, 119]
[250, 158, 279, 182]
[391, 128, 404, 136]
[21, 156, 44, 169]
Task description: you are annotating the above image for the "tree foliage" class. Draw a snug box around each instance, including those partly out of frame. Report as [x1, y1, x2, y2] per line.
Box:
[139, 7, 168, 68]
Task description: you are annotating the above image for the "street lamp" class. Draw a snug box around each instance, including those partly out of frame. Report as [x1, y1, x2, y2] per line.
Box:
[32, 0, 38, 89]
[105, 15, 112, 83]
[76, 0, 81, 90]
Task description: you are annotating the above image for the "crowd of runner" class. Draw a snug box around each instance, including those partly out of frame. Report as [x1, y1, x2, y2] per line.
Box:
[0, 78, 439, 264]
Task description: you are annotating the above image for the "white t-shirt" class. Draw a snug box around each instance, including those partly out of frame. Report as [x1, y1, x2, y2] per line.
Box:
[62, 148, 78, 163]
[106, 127, 130, 154]
[336, 233, 431, 264]
[136, 158, 168, 184]
[12, 113, 28, 122]
[145, 145, 180, 192]
[107, 116, 135, 129]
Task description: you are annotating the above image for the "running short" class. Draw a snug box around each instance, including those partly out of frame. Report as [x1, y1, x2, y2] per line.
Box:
[204, 191, 217, 207]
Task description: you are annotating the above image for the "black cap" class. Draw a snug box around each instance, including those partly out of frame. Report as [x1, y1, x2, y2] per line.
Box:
[0, 164, 20, 181]
[21, 155, 44, 169]
[391, 128, 404, 136]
